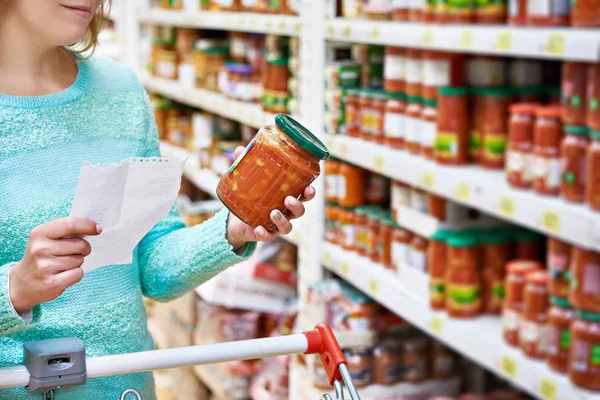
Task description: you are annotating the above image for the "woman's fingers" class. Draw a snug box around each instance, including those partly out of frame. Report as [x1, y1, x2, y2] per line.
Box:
[299, 186, 316, 202]
[52, 238, 92, 256]
[234, 146, 245, 160]
[254, 226, 277, 242]
[270, 210, 293, 235]
[284, 197, 305, 219]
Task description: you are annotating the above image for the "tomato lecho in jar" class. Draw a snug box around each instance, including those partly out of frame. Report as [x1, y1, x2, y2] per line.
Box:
[217, 114, 329, 232]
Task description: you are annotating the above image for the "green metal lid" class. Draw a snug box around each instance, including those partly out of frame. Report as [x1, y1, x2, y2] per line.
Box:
[267, 58, 289, 66]
[480, 87, 514, 97]
[550, 296, 572, 308]
[564, 125, 589, 136]
[514, 228, 542, 242]
[481, 229, 512, 244]
[423, 98, 437, 107]
[431, 229, 452, 241]
[386, 92, 406, 100]
[438, 86, 469, 96]
[546, 86, 561, 95]
[447, 233, 479, 248]
[592, 130, 600, 140]
[152, 38, 166, 46]
[204, 47, 228, 56]
[275, 114, 329, 160]
[407, 96, 423, 103]
[576, 309, 600, 322]
[517, 85, 545, 96]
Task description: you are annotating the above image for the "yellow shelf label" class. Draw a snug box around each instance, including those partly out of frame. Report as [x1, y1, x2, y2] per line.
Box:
[428, 315, 443, 335]
[295, 22, 302, 33]
[541, 210, 560, 233]
[338, 142, 349, 158]
[494, 31, 512, 51]
[368, 279, 379, 295]
[539, 378, 557, 400]
[421, 171, 435, 189]
[278, 19, 286, 31]
[370, 24, 382, 41]
[421, 27, 434, 46]
[249, 17, 258, 28]
[455, 183, 470, 202]
[265, 20, 274, 32]
[499, 355, 518, 379]
[323, 251, 332, 265]
[342, 24, 352, 38]
[498, 196, 515, 217]
[458, 30, 473, 49]
[374, 154, 385, 171]
[325, 137, 333, 150]
[340, 262, 350, 277]
[546, 33, 565, 56]
[327, 24, 334, 37]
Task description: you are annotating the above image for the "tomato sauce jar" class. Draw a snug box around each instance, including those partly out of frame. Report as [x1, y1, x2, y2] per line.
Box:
[325, 158, 340, 204]
[588, 64, 600, 131]
[532, 106, 563, 196]
[445, 234, 482, 319]
[392, 226, 413, 268]
[421, 99, 438, 159]
[410, 235, 429, 272]
[520, 271, 549, 359]
[562, 62, 588, 126]
[384, 46, 406, 93]
[469, 88, 485, 163]
[359, 90, 374, 141]
[384, 92, 407, 149]
[217, 115, 328, 232]
[405, 96, 423, 155]
[380, 213, 395, 270]
[571, 0, 600, 27]
[405, 49, 423, 98]
[503, 260, 543, 346]
[345, 89, 361, 137]
[372, 93, 387, 144]
[569, 310, 600, 390]
[326, 203, 341, 245]
[569, 247, 600, 313]
[481, 229, 513, 315]
[436, 86, 470, 165]
[339, 208, 357, 251]
[546, 296, 575, 373]
[586, 130, 600, 210]
[548, 237, 572, 299]
[560, 125, 589, 203]
[514, 228, 544, 261]
[367, 210, 382, 263]
[526, 0, 569, 26]
[391, 180, 410, 221]
[338, 162, 368, 207]
[422, 51, 451, 101]
[481, 87, 513, 169]
[506, 103, 537, 189]
[354, 207, 369, 257]
[429, 230, 451, 310]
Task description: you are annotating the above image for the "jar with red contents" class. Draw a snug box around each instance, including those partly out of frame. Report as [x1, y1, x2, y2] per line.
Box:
[503, 260, 543, 346]
[325, 158, 340, 203]
[445, 234, 482, 319]
[429, 230, 451, 310]
[570, 247, 600, 313]
[392, 226, 413, 268]
[514, 228, 544, 261]
[339, 208, 357, 251]
[380, 213, 395, 270]
[469, 87, 485, 163]
[520, 271, 549, 359]
[366, 173, 390, 205]
[562, 62, 588, 126]
[475, 0, 507, 23]
[354, 207, 369, 257]
[422, 51, 451, 101]
[384, 47, 405, 93]
[571, 0, 600, 27]
[436, 86, 470, 165]
[506, 103, 537, 189]
[481, 87, 512, 169]
[588, 64, 600, 131]
[372, 93, 387, 144]
[532, 106, 563, 196]
[481, 229, 513, 315]
[345, 90, 360, 138]
[508, 0, 527, 24]
[392, 0, 410, 20]
[560, 125, 589, 203]
[548, 237, 572, 299]
[359, 91, 374, 141]
[587, 130, 600, 210]
[526, 0, 569, 26]
[405, 96, 423, 155]
[366, 209, 382, 263]
[546, 296, 575, 373]
[569, 310, 600, 390]
[391, 180, 410, 221]
[384, 92, 406, 149]
[421, 99, 438, 160]
[326, 203, 341, 245]
[437, 0, 474, 22]
[410, 235, 429, 272]
[405, 49, 423, 98]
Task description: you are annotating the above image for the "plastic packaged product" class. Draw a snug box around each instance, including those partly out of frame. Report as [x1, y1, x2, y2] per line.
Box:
[481, 87, 512, 169]
[338, 162, 368, 207]
[466, 56, 506, 87]
[405, 97, 423, 155]
[520, 271, 549, 359]
[546, 296, 575, 373]
[398, 335, 430, 382]
[410, 235, 428, 271]
[475, 0, 507, 23]
[510, 59, 543, 87]
[384, 92, 407, 149]
[372, 93, 387, 144]
[526, 0, 569, 25]
[469, 88, 485, 163]
[392, 226, 413, 268]
[446, 234, 482, 318]
[548, 237, 572, 299]
[380, 214, 395, 270]
[569, 247, 600, 313]
[384, 47, 405, 93]
[532, 106, 563, 196]
[325, 204, 341, 244]
[588, 64, 600, 131]
[367, 173, 390, 205]
[391, 180, 410, 221]
[571, 0, 600, 26]
[587, 130, 600, 210]
[503, 260, 543, 346]
[427, 194, 469, 222]
[436, 86, 470, 165]
[373, 340, 402, 385]
[421, 99, 438, 159]
[339, 208, 356, 251]
[437, 0, 474, 22]
[560, 125, 589, 203]
[562, 62, 588, 126]
[366, 210, 383, 262]
[217, 115, 328, 231]
[405, 49, 423, 98]
[428, 230, 451, 310]
[481, 229, 512, 315]
[355, 207, 369, 256]
[514, 229, 544, 261]
[506, 103, 537, 189]
[569, 310, 600, 390]
[345, 90, 361, 138]
[432, 342, 457, 378]
[344, 347, 373, 388]
[508, 0, 527, 23]
[410, 187, 428, 213]
[359, 90, 374, 141]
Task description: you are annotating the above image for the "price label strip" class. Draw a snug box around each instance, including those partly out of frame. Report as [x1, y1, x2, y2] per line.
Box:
[428, 315, 443, 335]
[546, 34, 565, 56]
[499, 355, 518, 379]
[455, 183, 470, 202]
[498, 196, 515, 217]
[494, 31, 512, 52]
[539, 378, 557, 400]
[368, 279, 378, 295]
[541, 210, 560, 234]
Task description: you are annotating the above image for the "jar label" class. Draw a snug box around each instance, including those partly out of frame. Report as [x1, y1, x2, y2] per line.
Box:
[409, 190, 428, 213]
[571, 339, 592, 372]
[508, 0, 518, 15]
[384, 112, 405, 139]
[583, 263, 600, 295]
[483, 133, 507, 161]
[492, 281, 505, 300]
[405, 116, 423, 145]
[393, 0, 410, 6]
[506, 150, 526, 173]
[448, 0, 472, 8]
[405, 58, 423, 85]
[156, 61, 176, 79]
[338, 175, 347, 200]
[410, 249, 427, 271]
[430, 278, 445, 301]
[527, 0, 569, 16]
[548, 326, 571, 355]
[502, 308, 520, 331]
[520, 320, 548, 346]
[325, 174, 338, 200]
[356, 227, 369, 251]
[423, 60, 451, 87]
[421, 120, 437, 148]
[447, 284, 481, 310]
[435, 132, 459, 159]
[533, 156, 561, 189]
[342, 225, 355, 248]
[346, 105, 359, 129]
[229, 140, 254, 173]
[392, 242, 410, 266]
[384, 55, 406, 80]
[469, 131, 481, 157]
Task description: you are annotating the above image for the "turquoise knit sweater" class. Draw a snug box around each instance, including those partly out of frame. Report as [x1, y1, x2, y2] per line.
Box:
[0, 57, 255, 399]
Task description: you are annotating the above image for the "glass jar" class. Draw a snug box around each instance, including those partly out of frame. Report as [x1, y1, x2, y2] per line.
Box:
[398, 335, 430, 382]
[367, 211, 382, 263]
[155, 48, 179, 80]
[481, 229, 513, 315]
[432, 342, 457, 379]
[429, 230, 451, 310]
[325, 159, 340, 204]
[326, 204, 341, 245]
[384, 47, 406, 93]
[392, 0, 410, 19]
[217, 115, 328, 231]
[421, 99, 438, 159]
[526, 0, 569, 25]
[532, 106, 563, 196]
[380, 214, 395, 270]
[405, 49, 423, 98]
[562, 62, 588, 126]
[548, 237, 572, 299]
[503, 260, 543, 346]
[372, 93, 387, 144]
[466, 56, 506, 87]
[506, 103, 537, 189]
[367, 173, 390, 205]
[569, 310, 600, 390]
[405, 97, 423, 155]
[481, 87, 513, 169]
[392, 226, 413, 268]
[345, 90, 360, 138]
[560, 125, 589, 203]
[422, 51, 451, 101]
[588, 64, 600, 131]
[359, 90, 374, 141]
[262, 59, 290, 113]
[570, 247, 600, 313]
[446, 234, 482, 318]
[384, 92, 407, 149]
[410, 235, 429, 272]
[587, 130, 600, 210]
[469, 88, 485, 163]
[409, 187, 428, 213]
[424, 0, 438, 20]
[436, 86, 470, 165]
[205, 47, 228, 92]
[339, 208, 356, 251]
[546, 296, 575, 373]
[571, 0, 600, 26]
[508, 0, 527, 24]
[514, 229, 544, 261]
[344, 347, 373, 388]
[438, 0, 474, 22]
[520, 271, 549, 359]
[475, 0, 507, 23]
[355, 207, 369, 256]
[391, 180, 410, 221]
[510, 59, 543, 88]
[373, 340, 402, 385]
[364, 2, 394, 19]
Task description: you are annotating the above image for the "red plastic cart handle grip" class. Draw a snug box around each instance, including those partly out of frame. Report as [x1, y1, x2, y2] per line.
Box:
[302, 323, 346, 385]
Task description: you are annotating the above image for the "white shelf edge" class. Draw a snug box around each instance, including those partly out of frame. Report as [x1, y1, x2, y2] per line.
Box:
[324, 135, 600, 252]
[140, 8, 301, 36]
[321, 243, 595, 400]
[326, 18, 600, 62]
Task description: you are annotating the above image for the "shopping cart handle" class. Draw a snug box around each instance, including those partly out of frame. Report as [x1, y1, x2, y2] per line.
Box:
[303, 323, 345, 385]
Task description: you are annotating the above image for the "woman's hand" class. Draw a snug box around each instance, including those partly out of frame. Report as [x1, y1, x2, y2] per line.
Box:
[9, 217, 101, 315]
[226, 146, 316, 249]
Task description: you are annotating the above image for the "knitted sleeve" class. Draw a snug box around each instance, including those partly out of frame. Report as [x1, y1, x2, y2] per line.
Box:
[137, 92, 256, 301]
[0, 262, 41, 336]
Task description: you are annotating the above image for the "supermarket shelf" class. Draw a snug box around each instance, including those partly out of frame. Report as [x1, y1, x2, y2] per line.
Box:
[324, 135, 600, 252]
[326, 18, 600, 62]
[297, 315, 377, 348]
[140, 9, 301, 36]
[321, 243, 595, 400]
[193, 364, 249, 399]
[142, 74, 276, 128]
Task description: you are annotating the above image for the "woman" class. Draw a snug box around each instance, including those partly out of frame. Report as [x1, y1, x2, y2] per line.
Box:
[0, 1, 314, 398]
